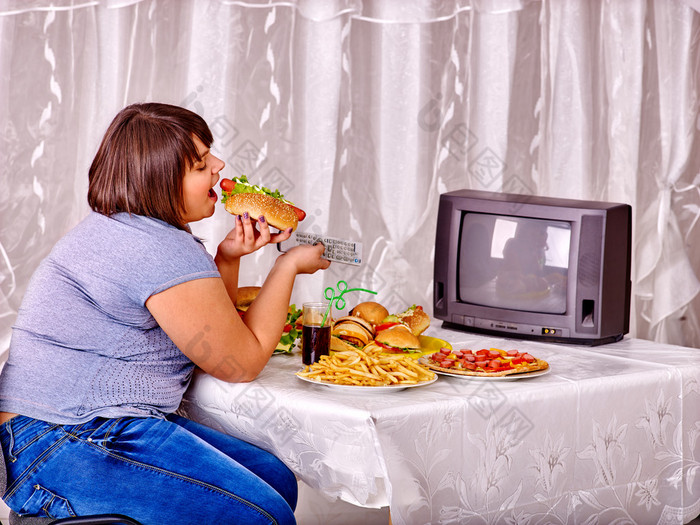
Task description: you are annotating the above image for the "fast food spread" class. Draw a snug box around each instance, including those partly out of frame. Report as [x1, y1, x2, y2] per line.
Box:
[420, 347, 549, 377]
[296, 346, 436, 387]
[235, 286, 302, 354]
[335, 302, 431, 356]
[220, 175, 306, 231]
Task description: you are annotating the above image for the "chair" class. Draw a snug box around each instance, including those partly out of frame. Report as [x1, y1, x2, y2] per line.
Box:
[1, 445, 142, 525]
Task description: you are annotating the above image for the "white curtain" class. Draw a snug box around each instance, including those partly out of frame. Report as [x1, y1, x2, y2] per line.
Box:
[1, 0, 700, 359]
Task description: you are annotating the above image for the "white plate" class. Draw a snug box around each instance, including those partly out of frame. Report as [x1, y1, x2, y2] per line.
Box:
[417, 358, 550, 381]
[295, 373, 437, 393]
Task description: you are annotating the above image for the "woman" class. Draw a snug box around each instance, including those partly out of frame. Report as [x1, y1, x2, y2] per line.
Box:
[0, 103, 330, 524]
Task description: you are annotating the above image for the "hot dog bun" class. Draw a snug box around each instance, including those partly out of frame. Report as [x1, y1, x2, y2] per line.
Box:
[396, 306, 430, 336]
[225, 193, 299, 232]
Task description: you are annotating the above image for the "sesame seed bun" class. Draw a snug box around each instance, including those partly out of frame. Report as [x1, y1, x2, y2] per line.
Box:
[225, 193, 299, 231]
[397, 307, 430, 336]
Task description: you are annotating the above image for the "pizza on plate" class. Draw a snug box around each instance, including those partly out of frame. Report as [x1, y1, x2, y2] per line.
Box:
[419, 347, 549, 377]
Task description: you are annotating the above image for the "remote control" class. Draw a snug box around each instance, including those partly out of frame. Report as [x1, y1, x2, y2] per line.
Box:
[277, 232, 363, 265]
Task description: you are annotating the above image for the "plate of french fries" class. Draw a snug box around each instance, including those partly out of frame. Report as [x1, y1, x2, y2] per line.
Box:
[296, 346, 437, 391]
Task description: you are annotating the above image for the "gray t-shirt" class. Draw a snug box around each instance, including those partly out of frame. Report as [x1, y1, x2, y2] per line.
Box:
[0, 212, 220, 424]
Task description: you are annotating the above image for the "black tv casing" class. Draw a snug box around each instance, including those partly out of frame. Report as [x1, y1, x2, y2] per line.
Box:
[433, 190, 632, 346]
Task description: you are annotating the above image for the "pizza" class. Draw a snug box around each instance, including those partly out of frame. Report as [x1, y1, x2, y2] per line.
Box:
[419, 347, 549, 377]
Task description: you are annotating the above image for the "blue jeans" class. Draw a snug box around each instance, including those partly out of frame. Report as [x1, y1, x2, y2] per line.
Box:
[0, 413, 297, 524]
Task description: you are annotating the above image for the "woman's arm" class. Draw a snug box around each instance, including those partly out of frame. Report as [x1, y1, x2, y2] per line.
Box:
[214, 213, 292, 305]
[146, 241, 329, 383]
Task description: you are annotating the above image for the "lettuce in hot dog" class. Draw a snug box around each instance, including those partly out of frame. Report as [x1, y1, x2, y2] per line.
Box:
[220, 175, 306, 231]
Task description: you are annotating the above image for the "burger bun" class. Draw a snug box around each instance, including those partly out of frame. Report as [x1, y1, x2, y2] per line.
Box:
[350, 302, 390, 326]
[332, 316, 374, 348]
[236, 286, 261, 311]
[374, 324, 421, 351]
[330, 336, 361, 352]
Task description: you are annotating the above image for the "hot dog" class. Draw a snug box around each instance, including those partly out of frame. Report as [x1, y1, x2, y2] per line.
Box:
[220, 175, 306, 231]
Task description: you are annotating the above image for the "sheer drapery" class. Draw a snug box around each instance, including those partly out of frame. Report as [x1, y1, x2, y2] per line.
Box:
[1, 0, 700, 360]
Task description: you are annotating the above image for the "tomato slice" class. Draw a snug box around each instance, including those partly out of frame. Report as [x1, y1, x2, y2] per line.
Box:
[220, 178, 236, 192]
[375, 341, 405, 353]
[375, 322, 400, 333]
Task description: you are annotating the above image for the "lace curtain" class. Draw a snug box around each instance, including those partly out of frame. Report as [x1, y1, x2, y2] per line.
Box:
[1, 0, 699, 359]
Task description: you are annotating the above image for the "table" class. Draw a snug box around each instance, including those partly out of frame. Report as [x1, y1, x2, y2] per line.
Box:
[179, 324, 700, 524]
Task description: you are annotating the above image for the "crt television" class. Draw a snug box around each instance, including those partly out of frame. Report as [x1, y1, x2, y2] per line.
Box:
[433, 189, 632, 345]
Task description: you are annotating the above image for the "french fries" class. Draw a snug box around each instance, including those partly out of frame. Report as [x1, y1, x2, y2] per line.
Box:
[297, 347, 436, 386]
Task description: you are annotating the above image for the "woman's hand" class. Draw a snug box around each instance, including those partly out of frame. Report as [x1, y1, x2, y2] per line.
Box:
[277, 243, 331, 274]
[217, 213, 293, 262]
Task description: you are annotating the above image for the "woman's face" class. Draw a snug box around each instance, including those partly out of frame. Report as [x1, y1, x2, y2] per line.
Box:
[181, 137, 225, 223]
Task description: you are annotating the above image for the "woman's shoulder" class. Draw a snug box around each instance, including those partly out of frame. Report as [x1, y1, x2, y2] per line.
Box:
[74, 212, 193, 243]
[59, 212, 211, 265]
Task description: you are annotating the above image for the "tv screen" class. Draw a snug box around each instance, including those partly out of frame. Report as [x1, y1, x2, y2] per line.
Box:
[459, 213, 571, 315]
[434, 189, 632, 345]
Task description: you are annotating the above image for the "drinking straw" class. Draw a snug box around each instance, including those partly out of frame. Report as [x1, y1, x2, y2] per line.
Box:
[323, 280, 377, 326]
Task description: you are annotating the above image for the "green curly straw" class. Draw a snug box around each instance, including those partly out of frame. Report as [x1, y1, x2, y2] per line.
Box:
[323, 280, 377, 326]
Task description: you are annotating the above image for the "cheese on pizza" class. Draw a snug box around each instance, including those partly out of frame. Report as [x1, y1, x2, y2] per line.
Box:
[422, 347, 548, 377]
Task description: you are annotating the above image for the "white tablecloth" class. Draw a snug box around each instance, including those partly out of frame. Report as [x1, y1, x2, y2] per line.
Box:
[179, 325, 700, 525]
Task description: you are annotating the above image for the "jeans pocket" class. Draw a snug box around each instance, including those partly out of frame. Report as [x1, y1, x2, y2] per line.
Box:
[19, 484, 76, 519]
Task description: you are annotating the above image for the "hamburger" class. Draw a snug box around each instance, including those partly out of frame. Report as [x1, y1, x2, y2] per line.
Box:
[331, 316, 375, 352]
[220, 175, 306, 231]
[369, 324, 422, 354]
[234, 286, 302, 354]
[350, 301, 390, 327]
[235, 286, 261, 318]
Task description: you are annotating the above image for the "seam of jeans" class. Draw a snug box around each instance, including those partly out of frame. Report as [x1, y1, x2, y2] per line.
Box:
[8, 421, 61, 458]
[82, 418, 119, 442]
[10, 416, 35, 435]
[80, 439, 278, 524]
[33, 483, 77, 519]
[5, 420, 16, 462]
[103, 418, 122, 441]
[4, 433, 70, 500]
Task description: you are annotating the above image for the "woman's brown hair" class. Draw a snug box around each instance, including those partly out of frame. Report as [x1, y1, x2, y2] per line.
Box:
[88, 103, 213, 230]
